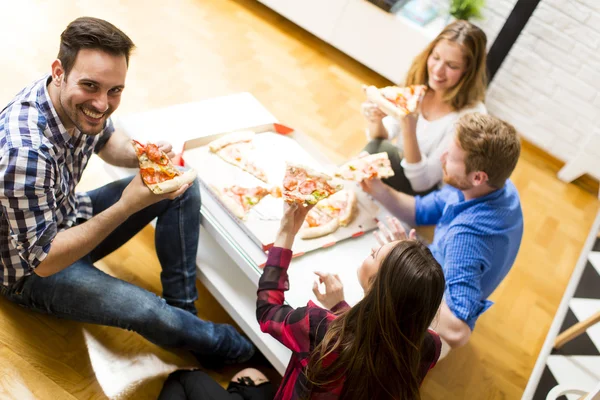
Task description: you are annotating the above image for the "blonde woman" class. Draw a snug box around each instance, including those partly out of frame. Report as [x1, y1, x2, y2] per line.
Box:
[363, 20, 488, 195]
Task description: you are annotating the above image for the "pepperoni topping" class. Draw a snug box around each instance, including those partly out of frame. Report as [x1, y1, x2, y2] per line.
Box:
[299, 180, 317, 195]
[144, 143, 169, 166]
[306, 213, 318, 227]
[283, 176, 298, 191]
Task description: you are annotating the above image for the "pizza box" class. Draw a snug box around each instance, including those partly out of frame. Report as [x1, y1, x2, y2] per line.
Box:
[181, 123, 380, 260]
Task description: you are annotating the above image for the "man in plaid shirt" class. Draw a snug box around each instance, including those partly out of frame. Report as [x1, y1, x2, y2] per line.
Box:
[0, 17, 253, 364]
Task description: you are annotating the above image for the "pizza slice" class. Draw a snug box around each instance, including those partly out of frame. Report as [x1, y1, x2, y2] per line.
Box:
[298, 207, 340, 239]
[211, 185, 272, 219]
[132, 140, 197, 194]
[365, 84, 427, 118]
[283, 162, 343, 205]
[316, 189, 357, 227]
[208, 132, 269, 183]
[335, 152, 394, 182]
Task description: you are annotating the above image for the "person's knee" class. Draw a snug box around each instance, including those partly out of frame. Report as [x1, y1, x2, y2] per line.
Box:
[182, 178, 201, 209]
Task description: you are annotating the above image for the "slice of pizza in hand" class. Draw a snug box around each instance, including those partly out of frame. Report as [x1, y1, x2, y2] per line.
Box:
[316, 189, 357, 227]
[132, 140, 197, 194]
[211, 185, 271, 219]
[207, 131, 269, 183]
[283, 162, 343, 205]
[335, 152, 394, 182]
[364, 84, 427, 119]
[298, 207, 340, 239]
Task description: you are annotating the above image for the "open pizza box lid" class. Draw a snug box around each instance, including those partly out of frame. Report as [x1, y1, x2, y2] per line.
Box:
[180, 123, 380, 264]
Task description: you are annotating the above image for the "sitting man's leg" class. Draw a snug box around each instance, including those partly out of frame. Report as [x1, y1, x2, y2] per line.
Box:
[2, 176, 253, 363]
[3, 257, 253, 363]
[87, 175, 201, 314]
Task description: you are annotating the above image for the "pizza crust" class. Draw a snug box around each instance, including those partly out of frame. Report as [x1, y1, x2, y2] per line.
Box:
[365, 85, 426, 119]
[339, 190, 357, 226]
[210, 185, 247, 219]
[365, 85, 406, 119]
[146, 168, 198, 194]
[208, 131, 255, 153]
[298, 217, 340, 239]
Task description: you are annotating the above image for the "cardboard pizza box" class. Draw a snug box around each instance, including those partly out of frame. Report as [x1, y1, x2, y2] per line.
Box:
[181, 123, 380, 261]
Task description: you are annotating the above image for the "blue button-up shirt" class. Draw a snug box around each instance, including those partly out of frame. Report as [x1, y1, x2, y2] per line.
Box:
[0, 75, 113, 286]
[415, 180, 523, 330]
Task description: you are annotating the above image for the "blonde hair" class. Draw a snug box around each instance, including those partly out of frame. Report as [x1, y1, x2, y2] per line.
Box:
[456, 113, 521, 188]
[405, 20, 488, 110]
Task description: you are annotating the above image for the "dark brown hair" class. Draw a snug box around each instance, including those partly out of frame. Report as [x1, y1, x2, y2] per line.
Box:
[405, 20, 488, 110]
[456, 113, 521, 188]
[58, 17, 135, 78]
[307, 240, 445, 400]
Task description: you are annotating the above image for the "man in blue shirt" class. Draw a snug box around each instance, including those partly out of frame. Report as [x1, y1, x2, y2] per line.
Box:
[362, 113, 523, 355]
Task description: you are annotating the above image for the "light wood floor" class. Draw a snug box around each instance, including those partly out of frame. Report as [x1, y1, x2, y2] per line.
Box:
[1, 1, 599, 399]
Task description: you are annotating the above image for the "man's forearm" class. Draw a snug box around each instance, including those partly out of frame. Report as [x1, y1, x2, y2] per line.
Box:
[97, 129, 138, 168]
[378, 187, 416, 226]
[35, 202, 131, 277]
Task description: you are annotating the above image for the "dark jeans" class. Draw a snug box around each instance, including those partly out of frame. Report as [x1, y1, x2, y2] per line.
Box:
[363, 139, 436, 197]
[0, 176, 254, 364]
[158, 370, 275, 400]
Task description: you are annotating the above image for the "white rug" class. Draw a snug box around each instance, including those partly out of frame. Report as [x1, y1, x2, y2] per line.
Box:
[83, 329, 197, 399]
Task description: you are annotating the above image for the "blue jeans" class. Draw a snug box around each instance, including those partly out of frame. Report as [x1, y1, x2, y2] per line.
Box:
[0, 176, 254, 364]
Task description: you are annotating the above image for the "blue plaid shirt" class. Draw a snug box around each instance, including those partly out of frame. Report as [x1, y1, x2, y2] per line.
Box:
[0, 75, 114, 286]
[415, 180, 523, 330]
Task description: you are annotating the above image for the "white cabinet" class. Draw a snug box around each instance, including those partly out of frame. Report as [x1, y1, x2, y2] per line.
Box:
[257, 0, 443, 84]
[257, 0, 349, 41]
[331, 0, 435, 83]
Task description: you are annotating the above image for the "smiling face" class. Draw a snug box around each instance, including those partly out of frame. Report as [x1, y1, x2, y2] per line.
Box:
[426, 39, 466, 94]
[52, 48, 127, 135]
[357, 241, 397, 291]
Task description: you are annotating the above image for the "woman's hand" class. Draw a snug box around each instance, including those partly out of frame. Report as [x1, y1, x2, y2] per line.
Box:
[361, 101, 386, 123]
[274, 202, 314, 249]
[373, 216, 416, 245]
[312, 272, 345, 310]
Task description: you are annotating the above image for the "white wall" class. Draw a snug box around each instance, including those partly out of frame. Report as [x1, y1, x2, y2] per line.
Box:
[480, 0, 519, 47]
[483, 0, 600, 168]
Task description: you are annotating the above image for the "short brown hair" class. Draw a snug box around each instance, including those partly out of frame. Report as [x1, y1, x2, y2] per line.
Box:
[456, 113, 521, 188]
[405, 20, 488, 110]
[58, 17, 135, 78]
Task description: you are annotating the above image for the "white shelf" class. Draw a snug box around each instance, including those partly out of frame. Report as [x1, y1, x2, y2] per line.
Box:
[258, 0, 445, 84]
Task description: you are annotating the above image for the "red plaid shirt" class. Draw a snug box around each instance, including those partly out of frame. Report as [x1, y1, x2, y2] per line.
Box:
[256, 247, 442, 399]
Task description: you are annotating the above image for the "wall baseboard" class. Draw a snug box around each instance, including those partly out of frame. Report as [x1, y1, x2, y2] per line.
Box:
[520, 138, 600, 196]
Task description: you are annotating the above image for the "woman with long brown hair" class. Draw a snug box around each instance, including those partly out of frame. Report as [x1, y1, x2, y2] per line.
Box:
[257, 204, 446, 399]
[363, 20, 488, 196]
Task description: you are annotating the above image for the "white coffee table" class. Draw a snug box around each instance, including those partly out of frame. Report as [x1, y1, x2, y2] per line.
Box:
[107, 93, 387, 374]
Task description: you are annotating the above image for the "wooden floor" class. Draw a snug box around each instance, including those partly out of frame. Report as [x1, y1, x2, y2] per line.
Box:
[1, 1, 599, 399]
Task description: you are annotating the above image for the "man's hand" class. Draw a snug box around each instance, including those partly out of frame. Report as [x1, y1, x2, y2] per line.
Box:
[118, 173, 190, 216]
[274, 202, 314, 249]
[359, 178, 392, 203]
[374, 216, 416, 245]
[156, 141, 176, 160]
[312, 272, 345, 310]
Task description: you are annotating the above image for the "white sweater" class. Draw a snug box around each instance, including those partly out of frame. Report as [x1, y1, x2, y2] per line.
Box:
[381, 102, 487, 192]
